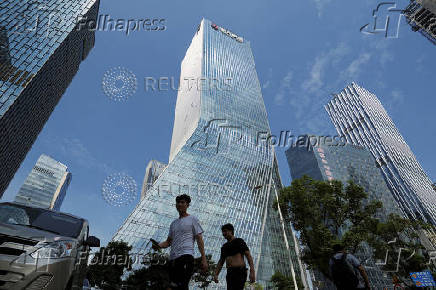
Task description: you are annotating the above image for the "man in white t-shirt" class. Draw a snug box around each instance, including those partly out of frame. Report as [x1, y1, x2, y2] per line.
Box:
[153, 194, 208, 289]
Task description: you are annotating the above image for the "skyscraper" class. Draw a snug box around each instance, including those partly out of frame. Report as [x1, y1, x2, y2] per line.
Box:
[112, 19, 306, 288]
[140, 160, 167, 200]
[404, 0, 436, 45]
[286, 138, 402, 289]
[325, 83, 436, 225]
[0, 0, 100, 198]
[14, 154, 71, 211]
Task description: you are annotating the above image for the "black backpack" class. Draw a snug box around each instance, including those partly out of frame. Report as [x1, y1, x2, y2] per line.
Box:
[331, 253, 359, 289]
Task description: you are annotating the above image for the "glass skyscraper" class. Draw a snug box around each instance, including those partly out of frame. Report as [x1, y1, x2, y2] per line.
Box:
[286, 138, 403, 289]
[14, 154, 71, 211]
[325, 83, 436, 226]
[286, 139, 402, 217]
[140, 160, 167, 200]
[404, 0, 436, 45]
[112, 18, 306, 288]
[0, 0, 100, 198]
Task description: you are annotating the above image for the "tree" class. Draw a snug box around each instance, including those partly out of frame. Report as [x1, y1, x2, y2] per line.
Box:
[87, 241, 132, 289]
[124, 249, 217, 289]
[276, 175, 431, 285]
[270, 271, 294, 289]
[192, 254, 217, 288]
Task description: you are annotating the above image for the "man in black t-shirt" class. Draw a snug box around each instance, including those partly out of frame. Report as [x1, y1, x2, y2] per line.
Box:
[214, 223, 255, 290]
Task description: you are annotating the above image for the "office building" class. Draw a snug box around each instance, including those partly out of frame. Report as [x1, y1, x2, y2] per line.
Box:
[404, 0, 436, 45]
[140, 160, 166, 200]
[325, 83, 436, 225]
[14, 154, 71, 211]
[0, 0, 100, 197]
[112, 19, 307, 288]
[286, 138, 402, 289]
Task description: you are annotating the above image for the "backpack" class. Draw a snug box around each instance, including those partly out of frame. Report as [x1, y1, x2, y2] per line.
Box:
[331, 253, 359, 289]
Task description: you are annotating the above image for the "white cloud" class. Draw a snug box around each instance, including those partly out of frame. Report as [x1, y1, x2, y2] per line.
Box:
[340, 53, 371, 81]
[43, 136, 114, 174]
[313, 0, 332, 17]
[274, 70, 293, 105]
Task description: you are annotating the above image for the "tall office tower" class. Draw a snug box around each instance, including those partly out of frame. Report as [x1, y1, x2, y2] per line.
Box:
[14, 154, 71, 211]
[404, 0, 436, 45]
[0, 0, 100, 198]
[112, 19, 307, 288]
[140, 160, 167, 200]
[286, 138, 402, 289]
[433, 183, 436, 191]
[325, 83, 436, 225]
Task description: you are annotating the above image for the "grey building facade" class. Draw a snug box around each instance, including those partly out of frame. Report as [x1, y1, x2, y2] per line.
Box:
[140, 160, 167, 200]
[0, 0, 100, 197]
[14, 154, 71, 211]
[286, 138, 403, 289]
[404, 0, 436, 45]
[325, 83, 436, 225]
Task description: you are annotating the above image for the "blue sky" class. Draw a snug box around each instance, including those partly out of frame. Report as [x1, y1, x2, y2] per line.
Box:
[2, 0, 435, 246]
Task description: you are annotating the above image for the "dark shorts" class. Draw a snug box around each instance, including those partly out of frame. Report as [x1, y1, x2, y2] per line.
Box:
[226, 267, 247, 290]
[168, 254, 194, 290]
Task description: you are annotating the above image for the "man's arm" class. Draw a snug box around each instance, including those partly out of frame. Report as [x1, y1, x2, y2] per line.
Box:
[156, 237, 172, 249]
[214, 258, 225, 283]
[244, 250, 256, 283]
[196, 233, 208, 271]
[357, 265, 370, 289]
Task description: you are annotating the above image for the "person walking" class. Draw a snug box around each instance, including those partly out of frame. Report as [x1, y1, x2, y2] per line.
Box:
[329, 243, 371, 290]
[152, 194, 208, 290]
[214, 223, 255, 290]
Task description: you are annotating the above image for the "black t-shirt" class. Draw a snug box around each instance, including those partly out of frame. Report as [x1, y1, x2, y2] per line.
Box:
[220, 238, 249, 261]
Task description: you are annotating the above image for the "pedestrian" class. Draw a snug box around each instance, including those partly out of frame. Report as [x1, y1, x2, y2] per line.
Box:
[152, 194, 208, 289]
[214, 223, 255, 290]
[329, 243, 371, 290]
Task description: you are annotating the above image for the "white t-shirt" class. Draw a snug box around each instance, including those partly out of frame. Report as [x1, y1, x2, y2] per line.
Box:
[168, 215, 203, 260]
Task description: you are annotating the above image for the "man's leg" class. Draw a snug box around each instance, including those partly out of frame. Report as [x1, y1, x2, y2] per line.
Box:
[226, 267, 247, 290]
[172, 255, 194, 290]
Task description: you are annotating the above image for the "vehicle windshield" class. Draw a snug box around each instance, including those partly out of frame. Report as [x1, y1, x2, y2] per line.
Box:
[0, 203, 83, 238]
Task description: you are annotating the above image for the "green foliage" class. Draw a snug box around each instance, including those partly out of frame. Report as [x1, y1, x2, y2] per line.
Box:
[87, 240, 132, 289]
[124, 250, 217, 289]
[277, 175, 431, 284]
[192, 254, 217, 288]
[244, 281, 264, 289]
[270, 271, 294, 289]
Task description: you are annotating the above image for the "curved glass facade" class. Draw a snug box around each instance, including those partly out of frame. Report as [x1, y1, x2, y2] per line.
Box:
[112, 19, 306, 288]
[326, 83, 436, 225]
[0, 0, 100, 197]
